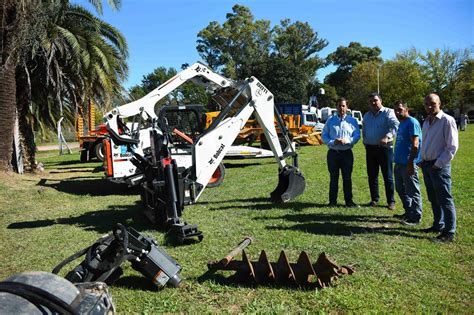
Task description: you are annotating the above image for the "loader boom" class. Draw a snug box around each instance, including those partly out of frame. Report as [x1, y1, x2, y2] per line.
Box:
[104, 63, 232, 136]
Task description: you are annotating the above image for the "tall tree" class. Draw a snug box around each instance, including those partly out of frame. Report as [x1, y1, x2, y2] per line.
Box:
[346, 62, 378, 111]
[270, 19, 327, 102]
[197, 5, 327, 103]
[197, 4, 271, 80]
[454, 58, 474, 113]
[419, 48, 470, 108]
[347, 60, 428, 112]
[379, 60, 428, 112]
[325, 42, 382, 96]
[0, 0, 45, 171]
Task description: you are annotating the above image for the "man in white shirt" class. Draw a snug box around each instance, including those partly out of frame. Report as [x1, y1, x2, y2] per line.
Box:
[419, 93, 459, 243]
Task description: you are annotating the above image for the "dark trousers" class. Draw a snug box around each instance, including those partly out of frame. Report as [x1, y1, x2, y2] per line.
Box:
[365, 146, 395, 204]
[327, 149, 354, 204]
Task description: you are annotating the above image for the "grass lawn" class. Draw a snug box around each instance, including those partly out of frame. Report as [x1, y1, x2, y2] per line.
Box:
[1, 127, 473, 313]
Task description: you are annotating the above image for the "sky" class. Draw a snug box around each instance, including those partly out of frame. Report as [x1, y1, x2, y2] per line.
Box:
[75, 0, 473, 89]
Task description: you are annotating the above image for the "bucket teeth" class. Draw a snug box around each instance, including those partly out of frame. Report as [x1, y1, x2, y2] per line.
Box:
[208, 249, 354, 288]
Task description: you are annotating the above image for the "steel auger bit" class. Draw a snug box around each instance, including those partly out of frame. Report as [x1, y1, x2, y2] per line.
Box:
[207, 241, 354, 288]
[208, 237, 252, 270]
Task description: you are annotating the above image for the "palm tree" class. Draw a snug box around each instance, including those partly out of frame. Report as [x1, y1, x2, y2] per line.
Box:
[10, 0, 127, 170]
[0, 0, 124, 172]
[0, 0, 46, 171]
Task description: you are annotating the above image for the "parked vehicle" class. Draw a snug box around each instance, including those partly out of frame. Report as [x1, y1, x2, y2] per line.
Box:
[75, 101, 107, 162]
[350, 110, 363, 128]
[320, 107, 337, 123]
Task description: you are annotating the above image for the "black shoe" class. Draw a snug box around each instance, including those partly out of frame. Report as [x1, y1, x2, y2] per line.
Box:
[431, 233, 454, 243]
[421, 226, 444, 233]
[387, 202, 396, 210]
[345, 202, 360, 208]
[328, 202, 337, 207]
[367, 201, 378, 207]
[401, 219, 421, 226]
[393, 213, 406, 219]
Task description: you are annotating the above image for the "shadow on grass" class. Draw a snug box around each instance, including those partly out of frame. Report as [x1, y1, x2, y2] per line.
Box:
[49, 169, 98, 174]
[7, 202, 153, 234]
[197, 271, 318, 290]
[45, 160, 89, 166]
[262, 212, 426, 239]
[199, 197, 269, 205]
[223, 161, 272, 168]
[114, 275, 160, 292]
[259, 212, 399, 224]
[208, 199, 328, 211]
[37, 178, 141, 196]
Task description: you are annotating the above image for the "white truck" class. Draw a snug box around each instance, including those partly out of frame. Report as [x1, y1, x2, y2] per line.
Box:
[318, 107, 363, 128]
[319, 107, 337, 123]
[102, 62, 306, 243]
[350, 110, 363, 128]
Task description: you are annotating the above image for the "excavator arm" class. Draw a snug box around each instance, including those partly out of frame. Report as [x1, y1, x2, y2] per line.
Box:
[103, 63, 305, 244]
[104, 63, 233, 143]
[192, 77, 301, 200]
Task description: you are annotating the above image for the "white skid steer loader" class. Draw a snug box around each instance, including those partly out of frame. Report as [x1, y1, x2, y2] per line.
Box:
[103, 62, 305, 243]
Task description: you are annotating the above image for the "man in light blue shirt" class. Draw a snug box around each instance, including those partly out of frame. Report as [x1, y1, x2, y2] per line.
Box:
[322, 98, 361, 207]
[362, 93, 399, 210]
[393, 101, 423, 225]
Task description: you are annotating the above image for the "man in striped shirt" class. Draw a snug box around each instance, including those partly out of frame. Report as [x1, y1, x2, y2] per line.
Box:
[419, 93, 459, 243]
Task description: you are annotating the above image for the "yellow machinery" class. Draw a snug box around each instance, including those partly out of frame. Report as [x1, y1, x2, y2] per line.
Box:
[234, 113, 323, 147]
[75, 101, 108, 162]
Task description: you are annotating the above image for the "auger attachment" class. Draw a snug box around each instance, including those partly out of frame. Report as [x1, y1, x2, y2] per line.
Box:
[270, 165, 306, 203]
[207, 239, 354, 288]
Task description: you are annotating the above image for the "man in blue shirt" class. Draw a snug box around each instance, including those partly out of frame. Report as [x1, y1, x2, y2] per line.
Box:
[393, 101, 423, 225]
[363, 93, 399, 210]
[322, 98, 361, 207]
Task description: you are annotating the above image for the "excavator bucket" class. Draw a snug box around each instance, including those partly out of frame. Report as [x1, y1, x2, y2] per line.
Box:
[270, 165, 306, 203]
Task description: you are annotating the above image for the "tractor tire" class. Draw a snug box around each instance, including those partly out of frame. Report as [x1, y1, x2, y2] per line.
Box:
[94, 142, 105, 161]
[80, 150, 87, 162]
[207, 162, 225, 188]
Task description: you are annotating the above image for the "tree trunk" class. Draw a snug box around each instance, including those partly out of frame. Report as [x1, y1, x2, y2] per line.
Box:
[18, 110, 36, 171]
[0, 64, 16, 171]
[16, 67, 36, 171]
[12, 108, 24, 173]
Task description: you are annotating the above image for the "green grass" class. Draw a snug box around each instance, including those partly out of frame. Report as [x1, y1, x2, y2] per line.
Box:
[1, 128, 473, 313]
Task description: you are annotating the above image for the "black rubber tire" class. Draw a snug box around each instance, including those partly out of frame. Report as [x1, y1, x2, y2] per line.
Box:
[207, 163, 225, 188]
[94, 142, 105, 161]
[80, 149, 88, 162]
